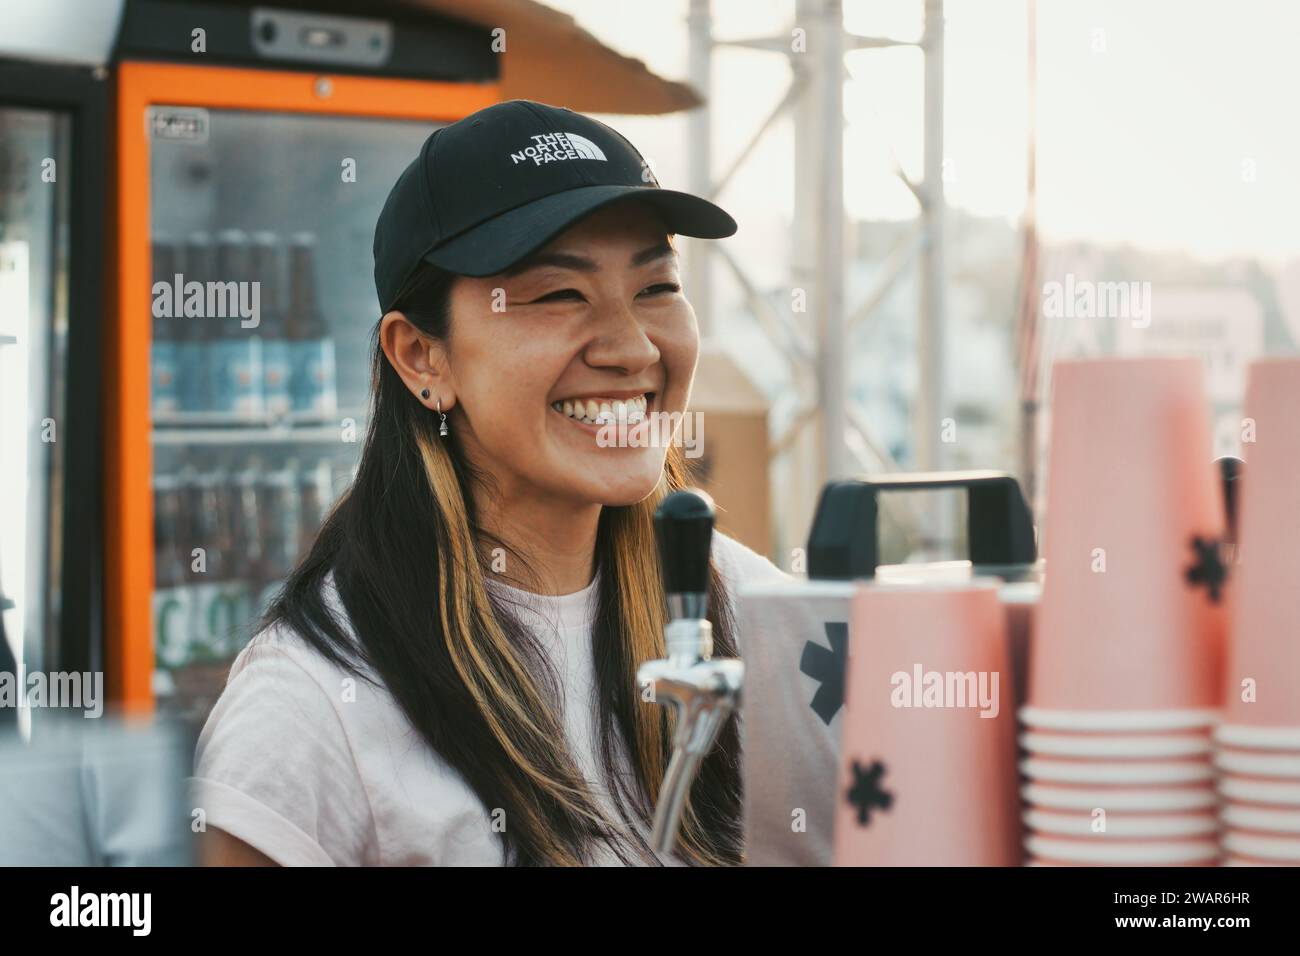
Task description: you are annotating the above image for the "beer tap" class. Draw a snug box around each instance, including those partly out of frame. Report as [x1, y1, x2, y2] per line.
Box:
[638, 489, 744, 857]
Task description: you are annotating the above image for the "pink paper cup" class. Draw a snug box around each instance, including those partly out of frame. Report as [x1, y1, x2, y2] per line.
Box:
[1022, 782, 1218, 813]
[834, 580, 1018, 866]
[1215, 724, 1300, 750]
[1019, 707, 1221, 732]
[1218, 776, 1300, 806]
[1214, 749, 1300, 779]
[1020, 730, 1214, 759]
[1225, 358, 1300, 726]
[1221, 803, 1300, 834]
[1030, 858, 1215, 867]
[1031, 357, 1226, 711]
[1021, 757, 1215, 786]
[1221, 831, 1300, 862]
[1222, 856, 1293, 867]
[1025, 834, 1220, 865]
[1024, 808, 1219, 839]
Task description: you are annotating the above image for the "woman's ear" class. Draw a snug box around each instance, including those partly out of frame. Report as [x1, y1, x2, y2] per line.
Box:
[380, 311, 456, 411]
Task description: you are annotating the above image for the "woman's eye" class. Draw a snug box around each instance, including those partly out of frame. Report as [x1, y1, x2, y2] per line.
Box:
[534, 288, 585, 303]
[640, 282, 681, 297]
[529, 282, 680, 303]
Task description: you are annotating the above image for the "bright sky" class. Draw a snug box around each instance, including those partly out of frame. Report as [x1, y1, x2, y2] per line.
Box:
[545, 0, 1300, 264]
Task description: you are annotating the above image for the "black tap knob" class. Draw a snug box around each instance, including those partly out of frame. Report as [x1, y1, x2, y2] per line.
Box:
[655, 489, 715, 601]
[1216, 455, 1245, 546]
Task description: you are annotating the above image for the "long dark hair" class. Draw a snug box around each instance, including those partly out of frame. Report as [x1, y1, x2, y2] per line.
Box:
[265, 260, 743, 865]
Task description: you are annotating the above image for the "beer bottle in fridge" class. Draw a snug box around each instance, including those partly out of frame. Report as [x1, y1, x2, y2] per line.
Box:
[213, 229, 264, 418]
[256, 457, 300, 616]
[174, 461, 205, 661]
[179, 233, 213, 413]
[252, 232, 292, 418]
[227, 456, 264, 652]
[189, 460, 232, 659]
[297, 457, 334, 562]
[150, 238, 180, 416]
[287, 233, 337, 417]
[152, 470, 191, 672]
[212, 454, 253, 653]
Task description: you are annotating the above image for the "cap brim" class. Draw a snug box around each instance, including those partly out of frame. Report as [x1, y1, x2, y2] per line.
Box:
[421, 185, 737, 278]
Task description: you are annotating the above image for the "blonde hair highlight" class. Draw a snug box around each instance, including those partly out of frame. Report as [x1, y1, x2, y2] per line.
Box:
[415, 423, 733, 865]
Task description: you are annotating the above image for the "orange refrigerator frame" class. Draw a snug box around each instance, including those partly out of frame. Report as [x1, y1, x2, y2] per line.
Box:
[108, 60, 500, 711]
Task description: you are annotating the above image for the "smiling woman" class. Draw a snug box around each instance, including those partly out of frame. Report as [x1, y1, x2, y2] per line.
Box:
[188, 99, 789, 867]
[398, 208, 695, 518]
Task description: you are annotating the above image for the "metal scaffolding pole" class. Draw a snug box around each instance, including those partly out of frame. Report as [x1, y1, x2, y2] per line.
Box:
[689, 0, 946, 556]
[1017, 0, 1042, 521]
[815, 0, 848, 484]
[917, 0, 948, 547]
[788, 0, 833, 552]
[687, 0, 716, 339]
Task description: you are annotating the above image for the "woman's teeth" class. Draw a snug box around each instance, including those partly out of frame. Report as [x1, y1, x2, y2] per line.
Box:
[550, 394, 648, 425]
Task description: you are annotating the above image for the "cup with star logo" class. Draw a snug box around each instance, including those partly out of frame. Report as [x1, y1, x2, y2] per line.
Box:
[833, 578, 1019, 865]
[1213, 358, 1300, 865]
[1026, 357, 1228, 723]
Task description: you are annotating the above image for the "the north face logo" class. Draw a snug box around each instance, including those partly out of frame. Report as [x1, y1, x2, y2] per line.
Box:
[510, 132, 607, 166]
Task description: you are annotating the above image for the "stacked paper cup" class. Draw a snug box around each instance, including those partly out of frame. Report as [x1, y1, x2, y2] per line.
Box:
[1216, 358, 1300, 867]
[834, 579, 1021, 866]
[1021, 358, 1228, 866]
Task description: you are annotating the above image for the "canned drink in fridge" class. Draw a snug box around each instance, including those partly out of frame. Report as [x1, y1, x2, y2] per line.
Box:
[207, 581, 251, 659]
[153, 585, 195, 669]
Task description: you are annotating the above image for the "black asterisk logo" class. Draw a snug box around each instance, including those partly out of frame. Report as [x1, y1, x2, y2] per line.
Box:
[1185, 535, 1227, 604]
[846, 759, 893, 827]
[800, 621, 848, 725]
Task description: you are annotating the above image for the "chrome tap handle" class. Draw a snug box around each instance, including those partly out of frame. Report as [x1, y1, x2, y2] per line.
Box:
[639, 488, 745, 857]
[641, 658, 745, 854]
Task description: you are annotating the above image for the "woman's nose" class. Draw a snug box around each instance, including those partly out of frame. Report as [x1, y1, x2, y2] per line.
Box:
[583, 303, 660, 373]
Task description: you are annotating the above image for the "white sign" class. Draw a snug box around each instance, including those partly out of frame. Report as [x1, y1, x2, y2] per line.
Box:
[1116, 286, 1264, 403]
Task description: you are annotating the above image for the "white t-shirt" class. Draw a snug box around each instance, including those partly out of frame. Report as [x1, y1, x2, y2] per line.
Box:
[189, 530, 788, 866]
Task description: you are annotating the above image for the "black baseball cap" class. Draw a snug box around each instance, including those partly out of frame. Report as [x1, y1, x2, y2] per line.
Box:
[373, 99, 738, 313]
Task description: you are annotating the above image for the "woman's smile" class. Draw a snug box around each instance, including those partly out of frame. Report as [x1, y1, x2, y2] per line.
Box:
[548, 390, 658, 440]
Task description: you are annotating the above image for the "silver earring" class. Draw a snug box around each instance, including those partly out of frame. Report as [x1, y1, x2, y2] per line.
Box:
[437, 398, 449, 437]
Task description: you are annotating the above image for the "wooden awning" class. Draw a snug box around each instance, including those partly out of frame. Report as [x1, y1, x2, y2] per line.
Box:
[391, 0, 701, 114]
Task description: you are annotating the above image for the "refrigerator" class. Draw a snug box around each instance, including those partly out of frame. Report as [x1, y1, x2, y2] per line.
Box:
[0, 57, 110, 724]
[107, 2, 501, 717]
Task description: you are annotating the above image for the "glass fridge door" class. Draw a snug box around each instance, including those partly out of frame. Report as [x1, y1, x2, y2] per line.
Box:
[148, 107, 437, 720]
[0, 106, 71, 717]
